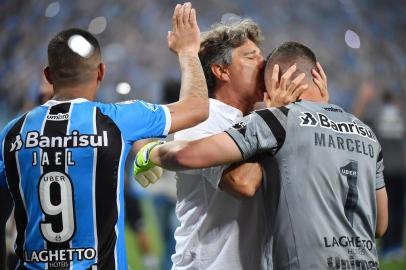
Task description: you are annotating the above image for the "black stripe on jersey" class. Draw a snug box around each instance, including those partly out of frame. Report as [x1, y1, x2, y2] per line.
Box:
[95, 108, 122, 270]
[377, 150, 383, 163]
[278, 106, 289, 116]
[342, 161, 358, 226]
[3, 114, 27, 262]
[41, 103, 71, 270]
[256, 109, 286, 154]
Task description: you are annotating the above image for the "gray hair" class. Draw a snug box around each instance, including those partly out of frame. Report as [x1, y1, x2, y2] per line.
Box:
[199, 17, 264, 96]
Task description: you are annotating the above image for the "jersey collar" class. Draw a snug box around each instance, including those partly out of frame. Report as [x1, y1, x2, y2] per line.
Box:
[42, 98, 89, 107]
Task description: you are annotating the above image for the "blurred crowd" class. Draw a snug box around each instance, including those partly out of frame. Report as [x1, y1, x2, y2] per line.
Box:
[1, 0, 405, 120]
[1, 0, 405, 269]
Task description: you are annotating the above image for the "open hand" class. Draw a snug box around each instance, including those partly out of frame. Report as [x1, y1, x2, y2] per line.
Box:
[264, 64, 308, 107]
[168, 2, 200, 55]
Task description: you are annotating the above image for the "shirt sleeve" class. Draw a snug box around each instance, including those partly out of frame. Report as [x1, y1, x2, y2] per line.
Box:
[99, 100, 171, 143]
[376, 149, 385, 190]
[225, 108, 288, 160]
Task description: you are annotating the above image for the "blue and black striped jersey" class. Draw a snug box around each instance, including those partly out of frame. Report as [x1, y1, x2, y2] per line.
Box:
[0, 98, 170, 270]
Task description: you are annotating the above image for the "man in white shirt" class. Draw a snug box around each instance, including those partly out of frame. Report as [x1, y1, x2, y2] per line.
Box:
[135, 18, 327, 270]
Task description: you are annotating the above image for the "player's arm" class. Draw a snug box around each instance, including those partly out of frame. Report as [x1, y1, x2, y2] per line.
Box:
[165, 3, 209, 134]
[150, 132, 243, 170]
[219, 160, 262, 198]
[134, 110, 284, 177]
[375, 187, 388, 238]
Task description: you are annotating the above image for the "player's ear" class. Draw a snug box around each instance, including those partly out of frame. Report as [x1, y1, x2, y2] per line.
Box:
[211, 64, 230, 82]
[44, 66, 53, 84]
[97, 63, 105, 83]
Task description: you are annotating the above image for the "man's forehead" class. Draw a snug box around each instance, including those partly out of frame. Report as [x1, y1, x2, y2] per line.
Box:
[235, 39, 261, 54]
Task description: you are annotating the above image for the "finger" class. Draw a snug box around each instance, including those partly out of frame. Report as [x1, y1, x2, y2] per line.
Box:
[136, 175, 149, 188]
[291, 84, 308, 100]
[189, 8, 197, 27]
[313, 76, 323, 90]
[313, 77, 329, 100]
[311, 68, 322, 81]
[280, 64, 296, 92]
[316, 62, 327, 83]
[172, 4, 181, 33]
[144, 170, 157, 183]
[313, 77, 322, 91]
[183, 2, 192, 26]
[150, 167, 163, 183]
[269, 64, 279, 94]
[287, 73, 305, 95]
[175, 4, 184, 31]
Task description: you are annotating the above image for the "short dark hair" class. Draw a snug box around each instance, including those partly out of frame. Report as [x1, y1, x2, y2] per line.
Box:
[47, 28, 101, 87]
[266, 41, 317, 80]
[199, 18, 263, 97]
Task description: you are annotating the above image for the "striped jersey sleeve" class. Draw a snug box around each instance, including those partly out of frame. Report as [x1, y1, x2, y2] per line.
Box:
[0, 116, 23, 189]
[225, 107, 289, 160]
[98, 100, 171, 143]
[376, 149, 385, 190]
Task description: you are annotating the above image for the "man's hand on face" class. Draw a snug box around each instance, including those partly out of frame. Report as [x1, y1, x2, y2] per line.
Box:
[312, 62, 329, 103]
[264, 64, 308, 108]
[167, 2, 200, 55]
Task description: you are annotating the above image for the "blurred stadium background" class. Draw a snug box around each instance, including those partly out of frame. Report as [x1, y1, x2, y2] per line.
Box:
[1, 0, 405, 269]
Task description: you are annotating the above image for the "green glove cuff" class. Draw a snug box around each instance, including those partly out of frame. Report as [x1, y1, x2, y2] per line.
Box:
[133, 141, 165, 176]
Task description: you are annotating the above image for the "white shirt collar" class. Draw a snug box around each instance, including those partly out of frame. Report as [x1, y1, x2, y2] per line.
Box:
[42, 98, 89, 107]
[210, 98, 243, 120]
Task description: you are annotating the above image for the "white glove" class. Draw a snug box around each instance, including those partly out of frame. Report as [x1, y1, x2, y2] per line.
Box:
[134, 166, 163, 188]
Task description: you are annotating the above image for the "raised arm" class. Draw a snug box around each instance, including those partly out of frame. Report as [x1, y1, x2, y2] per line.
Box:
[165, 3, 209, 134]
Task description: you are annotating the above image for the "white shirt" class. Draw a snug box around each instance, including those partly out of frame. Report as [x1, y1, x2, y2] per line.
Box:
[171, 99, 269, 270]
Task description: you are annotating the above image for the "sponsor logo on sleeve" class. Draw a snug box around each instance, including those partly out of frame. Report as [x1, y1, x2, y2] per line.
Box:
[140, 101, 159, 112]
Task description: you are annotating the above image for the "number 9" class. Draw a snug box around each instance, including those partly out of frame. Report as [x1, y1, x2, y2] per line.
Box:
[38, 171, 75, 243]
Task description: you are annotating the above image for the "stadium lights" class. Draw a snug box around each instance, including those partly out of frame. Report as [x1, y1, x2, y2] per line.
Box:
[89, 17, 107, 35]
[116, 82, 131, 95]
[45, 1, 60, 18]
[345, 29, 361, 49]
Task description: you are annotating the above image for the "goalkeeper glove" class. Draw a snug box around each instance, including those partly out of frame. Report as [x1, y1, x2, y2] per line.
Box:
[133, 141, 164, 187]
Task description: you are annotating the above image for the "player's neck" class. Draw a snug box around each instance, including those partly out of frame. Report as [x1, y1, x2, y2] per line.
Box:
[299, 86, 327, 104]
[213, 87, 255, 115]
[53, 82, 97, 101]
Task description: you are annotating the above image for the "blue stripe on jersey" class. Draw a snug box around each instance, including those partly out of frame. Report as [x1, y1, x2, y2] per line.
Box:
[67, 103, 97, 269]
[19, 106, 49, 269]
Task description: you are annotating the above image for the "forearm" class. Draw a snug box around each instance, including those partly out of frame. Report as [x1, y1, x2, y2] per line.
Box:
[178, 52, 208, 101]
[166, 53, 209, 133]
[150, 133, 243, 171]
[220, 161, 263, 198]
[151, 141, 191, 171]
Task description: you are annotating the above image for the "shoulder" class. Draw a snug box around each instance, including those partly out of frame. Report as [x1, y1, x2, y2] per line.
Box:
[1, 113, 28, 137]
